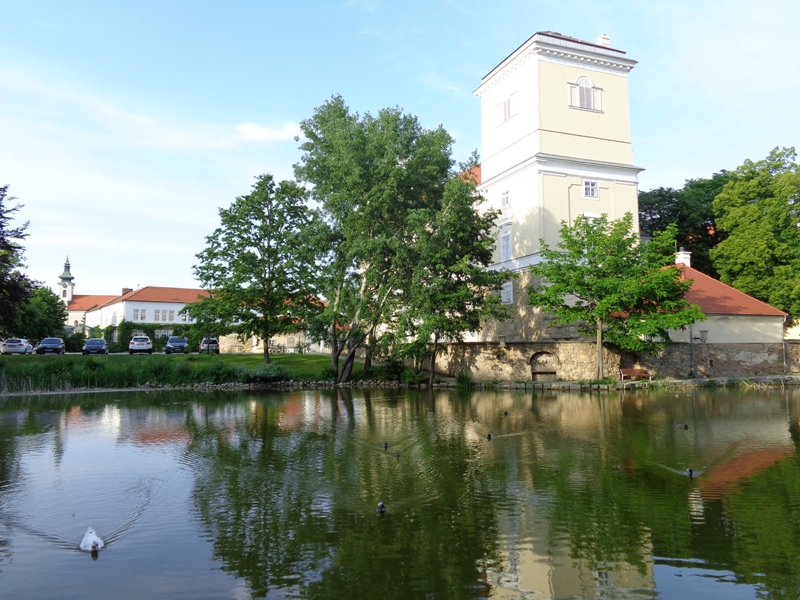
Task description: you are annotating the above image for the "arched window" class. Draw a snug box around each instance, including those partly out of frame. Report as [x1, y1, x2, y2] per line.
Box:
[577, 76, 594, 109]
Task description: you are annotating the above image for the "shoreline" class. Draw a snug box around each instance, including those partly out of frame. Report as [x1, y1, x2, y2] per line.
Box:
[3, 374, 800, 399]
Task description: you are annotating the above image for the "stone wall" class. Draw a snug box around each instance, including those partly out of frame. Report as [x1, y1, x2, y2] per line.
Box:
[436, 340, 789, 382]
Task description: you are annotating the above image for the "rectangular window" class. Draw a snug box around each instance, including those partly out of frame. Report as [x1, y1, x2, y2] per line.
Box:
[583, 180, 599, 198]
[501, 190, 510, 208]
[501, 281, 513, 304]
[181, 313, 187, 322]
[140, 309, 146, 322]
[168, 310, 175, 322]
[500, 231, 511, 262]
[153, 310, 161, 322]
[133, 309, 139, 321]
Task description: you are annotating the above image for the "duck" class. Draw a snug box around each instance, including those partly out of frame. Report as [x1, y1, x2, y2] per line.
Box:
[393, 451, 401, 459]
[382, 442, 389, 450]
[503, 411, 510, 417]
[79, 527, 104, 552]
[675, 423, 689, 430]
[686, 468, 694, 479]
[487, 433, 493, 440]
[376, 502, 387, 514]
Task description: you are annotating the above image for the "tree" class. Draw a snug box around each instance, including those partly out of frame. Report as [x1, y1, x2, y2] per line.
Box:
[189, 174, 320, 364]
[527, 213, 704, 380]
[389, 173, 513, 386]
[0, 184, 33, 337]
[710, 147, 800, 318]
[12, 285, 68, 340]
[295, 95, 455, 383]
[638, 170, 733, 277]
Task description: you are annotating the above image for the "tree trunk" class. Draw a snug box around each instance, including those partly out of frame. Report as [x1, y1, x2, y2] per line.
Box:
[263, 344, 271, 365]
[596, 317, 604, 381]
[428, 338, 439, 387]
[338, 347, 357, 384]
[329, 322, 340, 380]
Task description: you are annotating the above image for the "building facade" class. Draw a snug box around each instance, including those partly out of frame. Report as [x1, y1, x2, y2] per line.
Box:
[469, 31, 642, 343]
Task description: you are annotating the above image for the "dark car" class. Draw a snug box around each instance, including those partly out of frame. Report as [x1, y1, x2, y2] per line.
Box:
[36, 337, 66, 354]
[199, 338, 220, 354]
[82, 338, 109, 355]
[164, 336, 189, 354]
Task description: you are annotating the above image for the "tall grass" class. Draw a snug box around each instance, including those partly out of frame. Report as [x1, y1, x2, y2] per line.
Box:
[0, 354, 291, 394]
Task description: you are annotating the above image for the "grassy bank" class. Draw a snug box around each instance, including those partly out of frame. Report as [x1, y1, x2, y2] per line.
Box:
[0, 353, 359, 394]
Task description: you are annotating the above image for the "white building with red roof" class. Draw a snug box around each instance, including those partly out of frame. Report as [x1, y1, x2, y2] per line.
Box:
[55, 258, 209, 333]
[671, 250, 787, 344]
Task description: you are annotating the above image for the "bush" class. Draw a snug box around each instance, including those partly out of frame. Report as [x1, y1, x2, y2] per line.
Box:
[456, 371, 474, 389]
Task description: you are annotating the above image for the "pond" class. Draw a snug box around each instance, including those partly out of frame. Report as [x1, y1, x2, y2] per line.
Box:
[0, 387, 799, 599]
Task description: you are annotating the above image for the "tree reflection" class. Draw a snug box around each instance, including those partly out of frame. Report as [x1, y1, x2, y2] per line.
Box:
[184, 388, 502, 598]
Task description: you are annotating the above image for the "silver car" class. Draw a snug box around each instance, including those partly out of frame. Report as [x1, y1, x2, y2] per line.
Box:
[1, 338, 33, 354]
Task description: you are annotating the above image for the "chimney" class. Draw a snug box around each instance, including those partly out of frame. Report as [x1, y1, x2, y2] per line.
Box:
[676, 247, 691, 267]
[594, 34, 611, 48]
[122, 287, 133, 295]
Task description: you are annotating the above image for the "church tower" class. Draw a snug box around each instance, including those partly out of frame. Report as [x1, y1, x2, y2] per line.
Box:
[473, 32, 641, 341]
[57, 257, 75, 306]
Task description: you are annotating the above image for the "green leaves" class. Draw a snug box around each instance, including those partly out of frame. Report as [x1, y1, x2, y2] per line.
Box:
[189, 174, 320, 363]
[711, 147, 800, 317]
[529, 213, 704, 378]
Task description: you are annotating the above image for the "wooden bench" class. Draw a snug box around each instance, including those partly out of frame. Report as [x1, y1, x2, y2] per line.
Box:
[619, 368, 652, 381]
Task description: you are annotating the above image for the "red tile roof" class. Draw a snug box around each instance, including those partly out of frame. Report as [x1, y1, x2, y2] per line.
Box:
[680, 265, 786, 317]
[90, 286, 210, 311]
[68, 294, 118, 311]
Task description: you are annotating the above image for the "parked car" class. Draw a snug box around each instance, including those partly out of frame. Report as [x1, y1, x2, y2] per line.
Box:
[164, 336, 189, 354]
[128, 335, 153, 354]
[1, 338, 33, 354]
[35, 337, 66, 354]
[199, 338, 220, 354]
[82, 338, 109, 355]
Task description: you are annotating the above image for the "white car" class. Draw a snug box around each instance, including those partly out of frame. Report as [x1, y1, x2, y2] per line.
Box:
[1, 338, 33, 354]
[128, 335, 153, 354]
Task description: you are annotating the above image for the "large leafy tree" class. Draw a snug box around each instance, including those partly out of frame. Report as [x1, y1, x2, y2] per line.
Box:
[295, 95, 454, 383]
[528, 213, 704, 380]
[189, 174, 320, 364]
[0, 185, 33, 337]
[12, 285, 68, 340]
[711, 147, 800, 318]
[638, 170, 733, 277]
[389, 173, 513, 385]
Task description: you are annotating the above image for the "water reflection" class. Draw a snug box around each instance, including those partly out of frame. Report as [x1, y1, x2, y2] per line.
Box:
[0, 388, 798, 599]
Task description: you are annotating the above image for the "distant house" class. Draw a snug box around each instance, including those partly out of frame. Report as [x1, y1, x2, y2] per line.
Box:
[670, 250, 787, 344]
[84, 286, 209, 332]
[55, 258, 209, 338]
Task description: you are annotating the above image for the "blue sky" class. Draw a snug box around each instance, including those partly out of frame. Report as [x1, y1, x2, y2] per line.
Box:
[2, 0, 798, 294]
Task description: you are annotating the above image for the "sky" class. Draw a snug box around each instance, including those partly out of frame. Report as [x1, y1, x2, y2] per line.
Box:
[2, 0, 798, 295]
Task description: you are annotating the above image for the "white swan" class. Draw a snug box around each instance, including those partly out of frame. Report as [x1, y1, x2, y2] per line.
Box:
[79, 527, 104, 552]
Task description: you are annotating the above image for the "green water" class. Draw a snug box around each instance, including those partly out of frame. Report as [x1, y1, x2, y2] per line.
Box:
[0, 387, 799, 599]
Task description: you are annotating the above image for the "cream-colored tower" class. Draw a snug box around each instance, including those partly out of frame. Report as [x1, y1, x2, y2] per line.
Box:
[472, 32, 641, 342]
[475, 31, 640, 268]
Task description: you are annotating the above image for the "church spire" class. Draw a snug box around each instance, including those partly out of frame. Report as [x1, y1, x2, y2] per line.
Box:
[59, 256, 75, 282]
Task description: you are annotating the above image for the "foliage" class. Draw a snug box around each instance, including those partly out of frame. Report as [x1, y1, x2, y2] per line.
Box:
[528, 212, 704, 379]
[64, 331, 87, 353]
[387, 171, 513, 385]
[189, 174, 321, 364]
[0, 184, 33, 337]
[638, 170, 733, 276]
[295, 95, 455, 384]
[710, 147, 800, 318]
[455, 371, 474, 389]
[9, 285, 68, 341]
